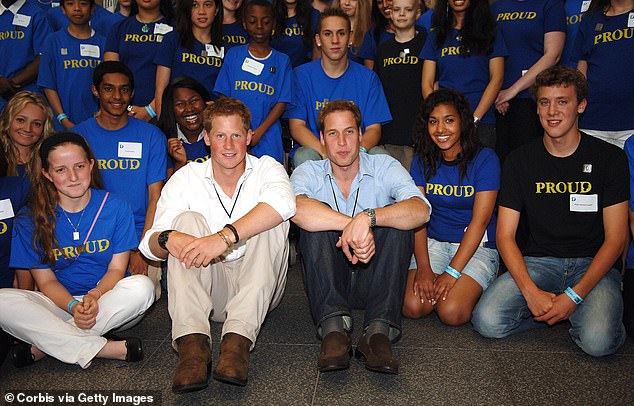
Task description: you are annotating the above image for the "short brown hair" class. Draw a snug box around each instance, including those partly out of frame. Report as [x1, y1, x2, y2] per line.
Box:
[203, 97, 252, 133]
[532, 65, 588, 103]
[317, 7, 351, 33]
[317, 99, 362, 133]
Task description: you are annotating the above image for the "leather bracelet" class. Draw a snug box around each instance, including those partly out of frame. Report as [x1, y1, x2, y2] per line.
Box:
[224, 223, 239, 243]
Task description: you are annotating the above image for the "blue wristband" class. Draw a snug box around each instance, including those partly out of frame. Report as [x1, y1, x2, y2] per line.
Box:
[145, 104, 157, 118]
[57, 113, 68, 123]
[564, 287, 583, 305]
[67, 299, 80, 314]
[359, 146, 367, 153]
[444, 265, 461, 279]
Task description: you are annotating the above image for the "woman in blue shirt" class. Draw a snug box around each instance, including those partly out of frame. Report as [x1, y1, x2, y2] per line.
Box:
[0, 132, 154, 369]
[403, 89, 500, 325]
[272, 0, 320, 67]
[155, 0, 224, 116]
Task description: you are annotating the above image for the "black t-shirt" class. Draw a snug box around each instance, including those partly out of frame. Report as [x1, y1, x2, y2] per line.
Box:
[498, 134, 629, 258]
[375, 30, 427, 146]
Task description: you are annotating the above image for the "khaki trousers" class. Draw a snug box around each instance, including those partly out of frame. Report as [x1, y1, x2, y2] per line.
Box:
[167, 211, 288, 351]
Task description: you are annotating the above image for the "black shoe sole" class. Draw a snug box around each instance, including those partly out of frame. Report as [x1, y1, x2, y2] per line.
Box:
[355, 349, 399, 375]
[212, 371, 247, 386]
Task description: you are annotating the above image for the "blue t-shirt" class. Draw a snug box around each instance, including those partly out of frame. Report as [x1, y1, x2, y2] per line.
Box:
[358, 28, 393, 62]
[0, 176, 29, 288]
[271, 9, 320, 68]
[223, 20, 248, 50]
[410, 148, 500, 248]
[38, 29, 104, 131]
[417, 9, 434, 32]
[46, 4, 121, 38]
[182, 138, 210, 164]
[214, 45, 292, 164]
[421, 27, 508, 125]
[573, 10, 634, 131]
[561, 0, 588, 67]
[72, 117, 168, 239]
[0, 0, 51, 110]
[288, 59, 392, 153]
[154, 31, 224, 98]
[491, 0, 566, 99]
[10, 189, 137, 295]
[105, 16, 173, 105]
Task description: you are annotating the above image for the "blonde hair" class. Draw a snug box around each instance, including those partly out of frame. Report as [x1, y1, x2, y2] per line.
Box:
[332, 1, 371, 49]
[0, 91, 55, 180]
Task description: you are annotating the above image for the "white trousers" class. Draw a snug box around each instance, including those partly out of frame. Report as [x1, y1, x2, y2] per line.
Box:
[168, 211, 288, 351]
[0, 275, 154, 368]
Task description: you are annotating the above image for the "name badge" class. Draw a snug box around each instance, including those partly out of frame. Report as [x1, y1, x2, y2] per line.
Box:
[118, 142, 142, 159]
[80, 44, 100, 58]
[521, 69, 528, 76]
[0, 199, 15, 221]
[629, 13, 634, 28]
[205, 44, 224, 58]
[12, 14, 31, 28]
[242, 57, 264, 76]
[52, 2, 60, 7]
[154, 23, 173, 35]
[581, 1, 590, 12]
[570, 194, 598, 212]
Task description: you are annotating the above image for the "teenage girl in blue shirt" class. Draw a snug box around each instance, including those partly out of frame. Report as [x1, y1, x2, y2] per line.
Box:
[403, 89, 500, 325]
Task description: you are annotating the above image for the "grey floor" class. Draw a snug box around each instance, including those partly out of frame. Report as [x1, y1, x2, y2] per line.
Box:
[2, 260, 634, 405]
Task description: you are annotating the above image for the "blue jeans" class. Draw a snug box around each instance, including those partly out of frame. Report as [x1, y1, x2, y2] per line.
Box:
[472, 256, 626, 357]
[299, 227, 413, 340]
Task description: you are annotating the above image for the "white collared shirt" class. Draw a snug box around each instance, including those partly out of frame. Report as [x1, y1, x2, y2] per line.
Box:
[140, 154, 296, 262]
[176, 126, 205, 144]
[0, 0, 26, 15]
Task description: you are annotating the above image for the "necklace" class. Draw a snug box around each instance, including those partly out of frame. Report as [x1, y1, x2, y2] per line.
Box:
[329, 177, 360, 217]
[213, 182, 244, 218]
[61, 206, 87, 241]
[137, 14, 162, 33]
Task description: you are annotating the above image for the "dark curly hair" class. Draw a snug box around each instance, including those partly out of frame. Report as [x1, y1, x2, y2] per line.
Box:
[413, 89, 481, 182]
[432, 0, 496, 55]
[157, 76, 212, 139]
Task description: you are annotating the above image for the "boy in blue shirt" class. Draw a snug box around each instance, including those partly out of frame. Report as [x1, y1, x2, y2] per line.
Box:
[0, 0, 51, 111]
[38, 0, 105, 131]
[72, 61, 167, 301]
[214, 0, 292, 164]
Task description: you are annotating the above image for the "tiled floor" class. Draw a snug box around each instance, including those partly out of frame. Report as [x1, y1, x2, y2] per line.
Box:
[2, 263, 633, 405]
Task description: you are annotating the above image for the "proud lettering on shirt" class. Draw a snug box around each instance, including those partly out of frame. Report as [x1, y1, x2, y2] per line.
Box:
[63, 59, 101, 69]
[97, 159, 141, 170]
[426, 183, 475, 197]
[181, 53, 223, 67]
[223, 35, 247, 44]
[53, 239, 110, 261]
[535, 181, 592, 194]
[0, 221, 7, 235]
[496, 11, 537, 21]
[0, 31, 25, 40]
[234, 81, 275, 95]
[124, 34, 163, 43]
[383, 55, 419, 66]
[594, 28, 634, 45]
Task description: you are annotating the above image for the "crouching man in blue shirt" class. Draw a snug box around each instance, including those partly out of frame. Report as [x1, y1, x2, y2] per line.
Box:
[291, 100, 431, 374]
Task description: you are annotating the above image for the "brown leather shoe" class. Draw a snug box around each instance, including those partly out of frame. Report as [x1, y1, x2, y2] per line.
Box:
[318, 331, 352, 372]
[172, 334, 212, 394]
[213, 333, 251, 386]
[355, 332, 399, 374]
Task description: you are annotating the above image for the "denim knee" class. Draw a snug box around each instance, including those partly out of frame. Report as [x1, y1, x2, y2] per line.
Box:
[292, 147, 321, 168]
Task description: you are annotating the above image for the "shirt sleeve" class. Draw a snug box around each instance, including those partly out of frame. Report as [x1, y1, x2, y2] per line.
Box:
[361, 70, 392, 127]
[111, 198, 139, 253]
[255, 157, 296, 221]
[147, 125, 168, 186]
[290, 161, 318, 197]
[357, 30, 378, 61]
[213, 47, 233, 97]
[543, 0, 567, 33]
[382, 157, 430, 209]
[473, 148, 501, 193]
[409, 155, 427, 188]
[276, 54, 293, 104]
[32, 10, 52, 55]
[154, 31, 178, 67]
[602, 144, 630, 208]
[420, 31, 438, 61]
[9, 211, 46, 270]
[286, 68, 308, 121]
[37, 35, 56, 90]
[497, 151, 524, 212]
[105, 19, 124, 54]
